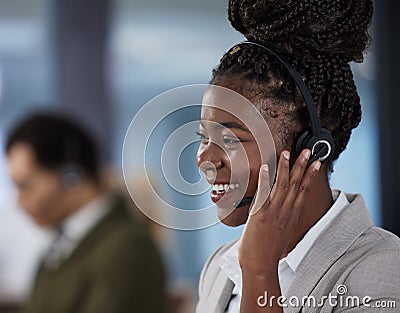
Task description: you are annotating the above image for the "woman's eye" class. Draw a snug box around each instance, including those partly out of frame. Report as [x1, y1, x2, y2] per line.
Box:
[196, 131, 209, 143]
[223, 136, 241, 145]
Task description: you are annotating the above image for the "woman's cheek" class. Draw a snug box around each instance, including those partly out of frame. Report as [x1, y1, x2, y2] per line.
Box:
[246, 149, 262, 194]
[234, 166, 260, 196]
[227, 143, 261, 193]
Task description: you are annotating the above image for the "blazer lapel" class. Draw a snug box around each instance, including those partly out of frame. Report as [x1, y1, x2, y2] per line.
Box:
[208, 269, 235, 313]
[284, 193, 374, 313]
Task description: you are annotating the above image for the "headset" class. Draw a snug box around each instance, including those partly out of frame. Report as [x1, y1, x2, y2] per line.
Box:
[61, 165, 82, 191]
[60, 133, 83, 191]
[231, 41, 335, 208]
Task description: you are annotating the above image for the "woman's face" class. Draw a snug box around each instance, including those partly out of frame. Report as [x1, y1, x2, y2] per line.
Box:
[196, 84, 278, 226]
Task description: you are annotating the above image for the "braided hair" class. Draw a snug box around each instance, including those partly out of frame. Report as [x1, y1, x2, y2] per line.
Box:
[212, 0, 373, 171]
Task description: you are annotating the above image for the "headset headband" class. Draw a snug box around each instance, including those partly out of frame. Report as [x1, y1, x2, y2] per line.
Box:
[232, 41, 322, 137]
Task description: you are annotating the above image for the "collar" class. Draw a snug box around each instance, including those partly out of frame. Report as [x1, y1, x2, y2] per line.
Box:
[44, 193, 112, 269]
[58, 193, 111, 245]
[220, 240, 241, 294]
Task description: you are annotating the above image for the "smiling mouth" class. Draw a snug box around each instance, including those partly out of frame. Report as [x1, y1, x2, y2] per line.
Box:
[211, 183, 240, 194]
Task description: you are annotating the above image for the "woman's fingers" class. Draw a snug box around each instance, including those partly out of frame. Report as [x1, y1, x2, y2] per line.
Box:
[240, 151, 322, 269]
[249, 150, 291, 217]
[282, 149, 311, 209]
[249, 164, 271, 215]
[248, 149, 320, 218]
[291, 160, 321, 220]
[269, 150, 291, 206]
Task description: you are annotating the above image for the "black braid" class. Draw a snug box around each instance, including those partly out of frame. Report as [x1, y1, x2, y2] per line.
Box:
[213, 0, 373, 171]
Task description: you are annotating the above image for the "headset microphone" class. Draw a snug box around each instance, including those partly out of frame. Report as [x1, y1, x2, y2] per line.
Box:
[234, 196, 254, 208]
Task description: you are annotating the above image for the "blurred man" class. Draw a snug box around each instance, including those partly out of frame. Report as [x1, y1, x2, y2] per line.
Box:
[5, 113, 166, 313]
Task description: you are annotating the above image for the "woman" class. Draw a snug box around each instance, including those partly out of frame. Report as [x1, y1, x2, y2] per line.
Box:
[196, 0, 400, 312]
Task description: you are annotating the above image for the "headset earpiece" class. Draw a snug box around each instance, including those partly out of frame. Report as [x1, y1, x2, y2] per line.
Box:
[296, 128, 334, 165]
[60, 165, 82, 191]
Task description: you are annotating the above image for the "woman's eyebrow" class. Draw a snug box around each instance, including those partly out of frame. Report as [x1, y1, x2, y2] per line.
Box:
[219, 122, 249, 132]
[199, 121, 250, 132]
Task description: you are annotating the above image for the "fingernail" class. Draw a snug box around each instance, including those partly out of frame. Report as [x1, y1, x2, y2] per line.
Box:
[314, 161, 321, 171]
[261, 164, 269, 172]
[304, 150, 311, 161]
[283, 151, 290, 160]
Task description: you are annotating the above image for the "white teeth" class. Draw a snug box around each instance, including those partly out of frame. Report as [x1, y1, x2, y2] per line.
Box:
[212, 183, 240, 193]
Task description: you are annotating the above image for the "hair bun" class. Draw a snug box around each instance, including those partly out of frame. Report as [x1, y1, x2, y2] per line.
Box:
[228, 0, 373, 62]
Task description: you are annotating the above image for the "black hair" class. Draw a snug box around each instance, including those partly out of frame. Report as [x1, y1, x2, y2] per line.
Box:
[5, 112, 99, 181]
[212, 0, 374, 171]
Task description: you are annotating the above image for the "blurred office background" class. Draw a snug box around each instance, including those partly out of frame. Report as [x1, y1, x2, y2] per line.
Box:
[0, 0, 398, 312]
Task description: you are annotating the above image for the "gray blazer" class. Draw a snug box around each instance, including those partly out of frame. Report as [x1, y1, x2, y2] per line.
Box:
[196, 193, 400, 313]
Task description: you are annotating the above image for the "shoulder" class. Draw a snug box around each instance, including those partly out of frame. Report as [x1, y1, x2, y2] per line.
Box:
[203, 239, 238, 267]
[341, 235, 400, 310]
[364, 225, 400, 248]
[340, 192, 400, 276]
[99, 193, 154, 242]
[348, 225, 400, 277]
[86, 194, 162, 271]
[340, 225, 400, 305]
[315, 191, 400, 289]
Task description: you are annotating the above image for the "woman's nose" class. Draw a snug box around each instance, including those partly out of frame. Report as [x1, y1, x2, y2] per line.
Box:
[196, 142, 224, 172]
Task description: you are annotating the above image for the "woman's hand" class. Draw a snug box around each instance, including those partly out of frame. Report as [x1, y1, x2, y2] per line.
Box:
[238, 149, 321, 312]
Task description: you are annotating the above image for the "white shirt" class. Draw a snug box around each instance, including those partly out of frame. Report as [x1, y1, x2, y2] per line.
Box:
[221, 190, 349, 313]
[44, 194, 111, 269]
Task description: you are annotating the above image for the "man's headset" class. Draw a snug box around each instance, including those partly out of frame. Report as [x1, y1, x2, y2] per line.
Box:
[60, 134, 83, 191]
[231, 41, 335, 208]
